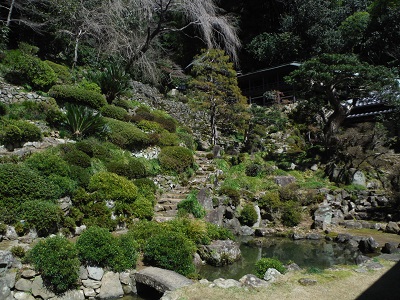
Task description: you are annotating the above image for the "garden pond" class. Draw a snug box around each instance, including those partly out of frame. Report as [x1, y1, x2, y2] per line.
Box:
[123, 235, 362, 299]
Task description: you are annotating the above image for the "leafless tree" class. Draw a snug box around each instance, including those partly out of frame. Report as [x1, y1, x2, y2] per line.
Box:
[90, 0, 241, 78]
[0, 0, 48, 30]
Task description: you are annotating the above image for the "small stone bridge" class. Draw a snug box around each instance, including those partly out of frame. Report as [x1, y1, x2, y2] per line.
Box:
[134, 267, 193, 297]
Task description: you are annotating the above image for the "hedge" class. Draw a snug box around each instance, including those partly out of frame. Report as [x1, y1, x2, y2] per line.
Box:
[49, 84, 107, 109]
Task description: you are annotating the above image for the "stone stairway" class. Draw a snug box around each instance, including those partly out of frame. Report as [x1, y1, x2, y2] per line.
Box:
[153, 151, 216, 222]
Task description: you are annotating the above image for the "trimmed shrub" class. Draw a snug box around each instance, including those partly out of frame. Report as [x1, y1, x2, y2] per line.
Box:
[156, 131, 180, 147]
[113, 99, 134, 110]
[3, 49, 57, 90]
[128, 220, 163, 251]
[25, 151, 70, 177]
[49, 84, 107, 109]
[81, 202, 117, 231]
[258, 191, 280, 210]
[131, 196, 154, 220]
[0, 120, 42, 148]
[20, 200, 64, 237]
[158, 146, 194, 173]
[219, 186, 240, 206]
[64, 149, 92, 168]
[281, 201, 302, 227]
[167, 218, 209, 245]
[255, 258, 286, 278]
[143, 231, 196, 276]
[178, 190, 206, 218]
[239, 203, 258, 226]
[76, 226, 137, 271]
[0, 102, 8, 116]
[101, 104, 128, 121]
[206, 222, 234, 241]
[106, 118, 150, 150]
[106, 158, 147, 179]
[88, 171, 138, 203]
[45, 60, 72, 84]
[27, 236, 79, 294]
[137, 120, 163, 133]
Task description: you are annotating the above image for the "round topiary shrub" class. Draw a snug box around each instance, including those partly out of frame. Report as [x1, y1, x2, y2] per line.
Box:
[88, 171, 138, 203]
[131, 196, 154, 220]
[281, 201, 302, 227]
[20, 200, 64, 237]
[158, 146, 194, 173]
[63, 149, 92, 168]
[27, 235, 79, 294]
[239, 203, 258, 226]
[25, 151, 70, 177]
[101, 104, 128, 121]
[255, 257, 286, 278]
[76, 226, 137, 272]
[49, 84, 107, 109]
[143, 231, 196, 276]
[106, 158, 147, 179]
[0, 120, 42, 149]
[106, 118, 150, 150]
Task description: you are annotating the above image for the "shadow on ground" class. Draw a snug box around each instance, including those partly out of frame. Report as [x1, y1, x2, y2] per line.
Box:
[357, 261, 400, 300]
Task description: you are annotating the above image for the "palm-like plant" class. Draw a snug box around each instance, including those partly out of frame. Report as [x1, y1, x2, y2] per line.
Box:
[63, 103, 106, 139]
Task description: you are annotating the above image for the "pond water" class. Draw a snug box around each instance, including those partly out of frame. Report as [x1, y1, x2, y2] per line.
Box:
[197, 236, 362, 281]
[117, 236, 363, 299]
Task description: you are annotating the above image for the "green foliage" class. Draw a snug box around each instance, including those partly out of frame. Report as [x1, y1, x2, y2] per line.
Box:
[63, 148, 92, 168]
[239, 203, 258, 226]
[128, 220, 163, 251]
[10, 245, 26, 258]
[105, 118, 150, 150]
[88, 171, 138, 203]
[219, 186, 240, 206]
[3, 49, 57, 90]
[143, 231, 196, 276]
[76, 226, 137, 271]
[178, 190, 206, 218]
[205, 223, 234, 241]
[255, 258, 286, 278]
[113, 99, 135, 110]
[137, 120, 164, 133]
[25, 151, 70, 177]
[101, 104, 128, 121]
[106, 158, 147, 179]
[63, 103, 106, 139]
[133, 178, 157, 201]
[49, 84, 107, 109]
[0, 119, 42, 149]
[0, 222, 7, 234]
[89, 62, 131, 103]
[0, 102, 8, 116]
[27, 236, 79, 294]
[245, 163, 262, 177]
[77, 79, 102, 93]
[155, 131, 180, 147]
[258, 191, 280, 210]
[130, 196, 154, 220]
[158, 146, 194, 173]
[281, 201, 302, 227]
[45, 60, 72, 84]
[20, 200, 64, 237]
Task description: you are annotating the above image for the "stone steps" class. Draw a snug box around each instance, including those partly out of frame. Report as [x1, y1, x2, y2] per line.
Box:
[153, 150, 216, 222]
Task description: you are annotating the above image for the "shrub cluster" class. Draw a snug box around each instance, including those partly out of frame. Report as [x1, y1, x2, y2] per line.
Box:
[178, 190, 206, 218]
[158, 146, 194, 173]
[106, 118, 150, 150]
[0, 119, 42, 149]
[49, 84, 107, 109]
[101, 104, 128, 121]
[76, 226, 137, 272]
[239, 203, 258, 226]
[219, 186, 240, 206]
[27, 236, 80, 294]
[106, 158, 147, 179]
[255, 257, 286, 278]
[45, 60, 72, 84]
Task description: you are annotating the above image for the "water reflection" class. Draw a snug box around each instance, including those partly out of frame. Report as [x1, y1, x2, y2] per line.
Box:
[198, 237, 361, 281]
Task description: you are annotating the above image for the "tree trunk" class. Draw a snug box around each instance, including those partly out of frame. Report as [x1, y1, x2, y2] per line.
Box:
[6, 0, 16, 27]
[323, 104, 348, 151]
[72, 30, 81, 69]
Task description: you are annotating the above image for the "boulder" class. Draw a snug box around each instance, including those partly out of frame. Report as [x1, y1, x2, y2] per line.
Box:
[239, 274, 269, 288]
[213, 278, 242, 289]
[98, 271, 124, 299]
[358, 237, 380, 254]
[0, 251, 14, 269]
[3, 270, 16, 289]
[298, 278, 317, 286]
[21, 269, 36, 279]
[206, 206, 226, 227]
[240, 226, 255, 236]
[0, 279, 11, 300]
[87, 266, 104, 281]
[313, 205, 333, 230]
[198, 240, 241, 266]
[79, 266, 88, 280]
[5, 226, 18, 240]
[223, 218, 242, 235]
[197, 188, 213, 210]
[306, 233, 323, 240]
[82, 279, 102, 289]
[352, 170, 366, 187]
[13, 291, 35, 300]
[15, 278, 32, 292]
[82, 287, 96, 297]
[274, 176, 296, 187]
[31, 276, 55, 300]
[51, 290, 85, 300]
[385, 222, 400, 234]
[263, 268, 282, 282]
[381, 242, 400, 254]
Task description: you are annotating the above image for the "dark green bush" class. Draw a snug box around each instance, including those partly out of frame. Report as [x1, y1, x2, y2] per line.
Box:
[0, 102, 8, 116]
[258, 191, 280, 210]
[70, 165, 91, 188]
[279, 183, 299, 202]
[25, 151, 70, 177]
[76, 226, 137, 271]
[138, 120, 164, 133]
[178, 190, 206, 218]
[7, 101, 45, 121]
[82, 202, 117, 231]
[239, 203, 258, 226]
[64, 149, 92, 168]
[101, 104, 128, 121]
[106, 158, 147, 179]
[133, 178, 157, 197]
[206, 223, 234, 241]
[3, 49, 57, 90]
[0, 222, 7, 234]
[255, 258, 286, 278]
[158, 146, 194, 173]
[156, 131, 180, 147]
[281, 201, 302, 227]
[106, 118, 150, 150]
[49, 85, 107, 109]
[245, 163, 262, 177]
[144, 231, 196, 276]
[113, 99, 134, 110]
[27, 236, 79, 294]
[20, 200, 64, 237]
[219, 186, 240, 206]
[88, 171, 138, 203]
[0, 163, 59, 209]
[131, 196, 154, 220]
[153, 114, 177, 133]
[128, 220, 163, 251]
[44, 60, 72, 84]
[48, 174, 77, 197]
[0, 120, 42, 148]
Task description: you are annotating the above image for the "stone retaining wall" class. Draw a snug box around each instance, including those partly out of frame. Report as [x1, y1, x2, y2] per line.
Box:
[0, 79, 49, 105]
